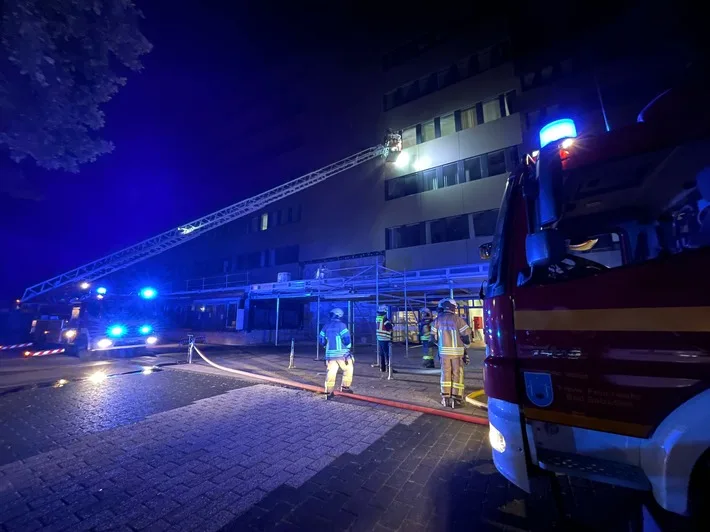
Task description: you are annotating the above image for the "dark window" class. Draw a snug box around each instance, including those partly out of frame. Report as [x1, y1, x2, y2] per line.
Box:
[249, 216, 259, 233]
[246, 251, 261, 269]
[263, 250, 273, 268]
[386, 172, 422, 200]
[473, 209, 499, 237]
[404, 81, 420, 102]
[421, 73, 438, 96]
[505, 146, 520, 171]
[275, 245, 299, 265]
[422, 168, 439, 191]
[430, 215, 470, 244]
[464, 156, 482, 181]
[387, 223, 425, 249]
[442, 163, 459, 187]
[487, 150, 506, 176]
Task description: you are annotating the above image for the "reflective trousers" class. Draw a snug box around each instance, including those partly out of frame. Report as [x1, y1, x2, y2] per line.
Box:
[440, 356, 465, 398]
[325, 357, 353, 393]
[421, 342, 435, 362]
[377, 340, 391, 372]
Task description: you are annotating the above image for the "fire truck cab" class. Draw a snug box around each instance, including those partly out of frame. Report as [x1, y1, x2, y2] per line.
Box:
[482, 83, 710, 522]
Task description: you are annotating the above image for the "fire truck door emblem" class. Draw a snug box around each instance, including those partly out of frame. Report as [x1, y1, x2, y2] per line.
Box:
[524, 372, 554, 408]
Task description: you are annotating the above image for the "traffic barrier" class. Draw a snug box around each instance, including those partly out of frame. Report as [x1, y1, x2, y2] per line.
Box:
[29, 348, 66, 357]
[288, 339, 295, 369]
[0, 342, 33, 351]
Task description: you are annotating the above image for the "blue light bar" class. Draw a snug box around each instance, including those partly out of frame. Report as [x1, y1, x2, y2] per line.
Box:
[139, 325, 152, 335]
[539, 118, 577, 148]
[96, 287, 107, 295]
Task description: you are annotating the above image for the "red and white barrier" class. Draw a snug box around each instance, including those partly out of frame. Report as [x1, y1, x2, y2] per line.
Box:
[0, 342, 33, 351]
[29, 348, 66, 357]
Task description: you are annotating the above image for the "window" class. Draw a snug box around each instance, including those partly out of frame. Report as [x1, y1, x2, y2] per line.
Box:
[482, 99, 501, 123]
[503, 90, 516, 117]
[249, 216, 259, 233]
[387, 223, 425, 249]
[461, 107, 477, 130]
[422, 168, 439, 191]
[442, 163, 460, 187]
[430, 215, 470, 244]
[260, 213, 268, 231]
[440, 114, 456, 137]
[464, 156, 482, 181]
[421, 120, 436, 143]
[473, 209, 499, 237]
[275, 245, 299, 265]
[487, 150, 506, 176]
[402, 127, 416, 149]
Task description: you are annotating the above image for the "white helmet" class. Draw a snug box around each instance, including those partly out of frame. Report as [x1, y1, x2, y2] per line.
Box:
[420, 308, 432, 317]
[377, 305, 388, 313]
[438, 298, 457, 313]
[330, 307, 344, 319]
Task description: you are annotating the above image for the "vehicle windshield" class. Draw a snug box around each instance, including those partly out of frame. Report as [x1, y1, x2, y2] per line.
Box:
[82, 298, 159, 321]
[484, 173, 515, 296]
[526, 135, 710, 286]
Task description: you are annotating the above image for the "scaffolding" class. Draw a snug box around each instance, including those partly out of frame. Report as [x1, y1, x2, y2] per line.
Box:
[163, 261, 489, 362]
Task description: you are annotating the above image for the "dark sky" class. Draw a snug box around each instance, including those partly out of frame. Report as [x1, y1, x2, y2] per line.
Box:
[0, 0, 699, 302]
[0, 1, 400, 301]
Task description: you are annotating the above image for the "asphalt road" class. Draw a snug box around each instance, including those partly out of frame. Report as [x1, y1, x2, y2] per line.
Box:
[0, 358, 660, 532]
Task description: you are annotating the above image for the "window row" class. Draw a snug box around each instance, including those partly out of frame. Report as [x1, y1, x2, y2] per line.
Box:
[247, 205, 302, 233]
[382, 31, 448, 72]
[383, 41, 511, 111]
[386, 210, 499, 250]
[386, 146, 519, 201]
[398, 90, 516, 149]
[221, 245, 300, 273]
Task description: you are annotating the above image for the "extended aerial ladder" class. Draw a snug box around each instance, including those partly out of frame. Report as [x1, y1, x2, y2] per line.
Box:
[21, 135, 403, 302]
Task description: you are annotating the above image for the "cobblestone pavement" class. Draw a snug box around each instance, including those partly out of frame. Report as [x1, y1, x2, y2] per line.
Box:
[155, 344, 487, 418]
[1, 368, 647, 532]
[0, 370, 250, 466]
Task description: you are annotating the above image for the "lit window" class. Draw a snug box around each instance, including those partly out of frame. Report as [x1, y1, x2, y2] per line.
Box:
[260, 213, 268, 231]
[421, 120, 436, 143]
[482, 99, 502, 123]
[440, 114, 456, 137]
[402, 127, 417, 149]
[461, 107, 477, 130]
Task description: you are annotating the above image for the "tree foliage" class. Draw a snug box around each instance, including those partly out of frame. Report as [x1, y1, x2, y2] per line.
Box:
[0, 0, 152, 172]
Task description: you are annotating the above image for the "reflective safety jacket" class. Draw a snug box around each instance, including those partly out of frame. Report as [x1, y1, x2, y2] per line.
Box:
[319, 319, 352, 359]
[419, 317, 433, 341]
[430, 312, 471, 356]
[376, 314, 393, 341]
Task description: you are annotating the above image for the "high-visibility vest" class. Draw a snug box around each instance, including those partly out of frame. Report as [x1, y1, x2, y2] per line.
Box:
[419, 317, 432, 341]
[431, 313, 471, 356]
[376, 315, 392, 341]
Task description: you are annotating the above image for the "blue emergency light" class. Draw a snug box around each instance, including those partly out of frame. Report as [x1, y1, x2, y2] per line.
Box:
[539, 118, 577, 148]
[140, 287, 157, 300]
[96, 287, 107, 295]
[139, 325, 153, 335]
[108, 325, 126, 337]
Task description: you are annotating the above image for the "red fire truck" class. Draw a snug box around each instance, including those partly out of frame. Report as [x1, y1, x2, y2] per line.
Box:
[481, 82, 710, 525]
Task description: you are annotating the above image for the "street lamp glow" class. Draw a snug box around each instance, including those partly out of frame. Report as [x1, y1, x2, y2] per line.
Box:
[80, 282, 91, 290]
[140, 287, 157, 300]
[413, 156, 431, 171]
[394, 152, 410, 168]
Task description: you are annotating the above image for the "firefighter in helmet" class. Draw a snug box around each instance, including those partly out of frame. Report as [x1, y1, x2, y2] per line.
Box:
[319, 308, 354, 397]
[419, 308, 435, 368]
[430, 298, 472, 408]
[375, 305, 393, 373]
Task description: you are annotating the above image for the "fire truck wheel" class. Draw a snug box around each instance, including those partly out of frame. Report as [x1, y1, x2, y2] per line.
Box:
[689, 449, 710, 528]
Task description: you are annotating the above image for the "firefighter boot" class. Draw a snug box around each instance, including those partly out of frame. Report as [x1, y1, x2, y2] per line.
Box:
[340, 386, 354, 394]
[441, 396, 450, 408]
[422, 359, 435, 369]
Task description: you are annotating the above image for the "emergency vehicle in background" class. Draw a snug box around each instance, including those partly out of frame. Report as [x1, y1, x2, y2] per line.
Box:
[27, 286, 162, 357]
[480, 79, 710, 524]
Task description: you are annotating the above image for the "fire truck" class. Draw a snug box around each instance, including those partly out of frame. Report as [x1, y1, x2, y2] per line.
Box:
[27, 287, 162, 357]
[481, 81, 710, 525]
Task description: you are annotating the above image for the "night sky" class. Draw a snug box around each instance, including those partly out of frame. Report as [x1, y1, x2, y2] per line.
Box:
[0, 0, 699, 302]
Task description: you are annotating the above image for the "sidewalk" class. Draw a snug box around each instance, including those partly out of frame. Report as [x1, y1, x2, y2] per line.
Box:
[159, 343, 487, 419]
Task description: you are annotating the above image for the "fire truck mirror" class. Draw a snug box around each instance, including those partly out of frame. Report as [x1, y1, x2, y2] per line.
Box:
[479, 242, 492, 260]
[525, 229, 566, 268]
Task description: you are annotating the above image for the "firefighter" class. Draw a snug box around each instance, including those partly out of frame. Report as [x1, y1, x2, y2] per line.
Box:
[430, 298, 472, 408]
[419, 308, 435, 368]
[319, 308, 354, 397]
[375, 305, 393, 373]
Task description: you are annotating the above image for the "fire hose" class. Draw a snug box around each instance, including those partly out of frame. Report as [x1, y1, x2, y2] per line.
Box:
[192, 346, 488, 426]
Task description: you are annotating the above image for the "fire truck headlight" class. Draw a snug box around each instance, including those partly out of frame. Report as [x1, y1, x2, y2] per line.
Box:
[64, 329, 77, 339]
[146, 336, 158, 345]
[97, 338, 113, 349]
[489, 423, 507, 453]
